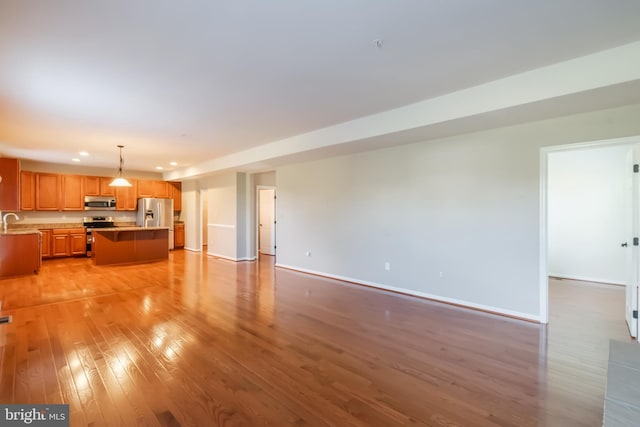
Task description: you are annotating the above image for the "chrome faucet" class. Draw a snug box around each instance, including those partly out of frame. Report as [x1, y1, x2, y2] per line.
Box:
[2, 212, 19, 233]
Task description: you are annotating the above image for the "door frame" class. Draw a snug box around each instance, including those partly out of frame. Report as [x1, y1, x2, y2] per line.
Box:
[199, 188, 207, 252]
[539, 135, 640, 326]
[256, 185, 276, 258]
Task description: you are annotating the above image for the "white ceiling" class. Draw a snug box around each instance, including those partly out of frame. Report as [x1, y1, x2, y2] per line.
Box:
[1, 0, 640, 177]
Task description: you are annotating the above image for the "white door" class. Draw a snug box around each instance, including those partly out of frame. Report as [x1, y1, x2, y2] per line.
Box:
[626, 145, 639, 338]
[259, 188, 276, 255]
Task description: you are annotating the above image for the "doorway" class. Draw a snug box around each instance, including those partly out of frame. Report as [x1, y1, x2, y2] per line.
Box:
[200, 189, 208, 252]
[257, 186, 276, 257]
[540, 136, 639, 339]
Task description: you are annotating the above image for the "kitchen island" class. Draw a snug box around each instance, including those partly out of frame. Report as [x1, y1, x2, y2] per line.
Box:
[92, 227, 169, 266]
[0, 230, 41, 278]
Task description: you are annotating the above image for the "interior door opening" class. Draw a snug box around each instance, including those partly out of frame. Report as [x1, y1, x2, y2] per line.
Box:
[200, 188, 208, 252]
[541, 136, 639, 340]
[257, 187, 276, 257]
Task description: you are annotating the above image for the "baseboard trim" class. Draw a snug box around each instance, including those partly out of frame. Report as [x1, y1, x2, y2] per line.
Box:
[184, 247, 201, 252]
[206, 252, 256, 262]
[549, 273, 625, 286]
[275, 263, 540, 323]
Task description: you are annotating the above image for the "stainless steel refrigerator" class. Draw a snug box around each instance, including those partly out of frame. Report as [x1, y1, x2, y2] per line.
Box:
[136, 198, 174, 250]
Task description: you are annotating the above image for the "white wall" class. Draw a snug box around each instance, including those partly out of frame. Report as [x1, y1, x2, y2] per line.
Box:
[253, 171, 275, 187]
[548, 145, 630, 284]
[275, 103, 640, 320]
[182, 179, 200, 251]
[236, 172, 251, 259]
[200, 172, 251, 261]
[205, 172, 237, 259]
[201, 189, 208, 245]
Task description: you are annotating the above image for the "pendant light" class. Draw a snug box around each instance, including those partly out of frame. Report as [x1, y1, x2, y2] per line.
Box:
[109, 145, 132, 187]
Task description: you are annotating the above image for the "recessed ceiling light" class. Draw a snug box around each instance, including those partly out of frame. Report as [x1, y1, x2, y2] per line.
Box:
[169, 162, 178, 166]
[72, 158, 80, 162]
[155, 166, 164, 170]
[79, 151, 89, 156]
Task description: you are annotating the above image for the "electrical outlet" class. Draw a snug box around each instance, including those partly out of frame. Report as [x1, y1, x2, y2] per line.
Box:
[384, 262, 390, 271]
[439, 271, 444, 278]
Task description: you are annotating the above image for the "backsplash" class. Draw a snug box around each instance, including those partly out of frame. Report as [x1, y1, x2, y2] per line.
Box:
[11, 210, 137, 225]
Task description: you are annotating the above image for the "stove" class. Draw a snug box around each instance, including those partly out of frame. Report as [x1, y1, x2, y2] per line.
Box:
[83, 216, 115, 256]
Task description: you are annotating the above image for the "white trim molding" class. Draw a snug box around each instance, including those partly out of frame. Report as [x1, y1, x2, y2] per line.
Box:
[207, 251, 255, 262]
[276, 263, 540, 323]
[549, 274, 625, 286]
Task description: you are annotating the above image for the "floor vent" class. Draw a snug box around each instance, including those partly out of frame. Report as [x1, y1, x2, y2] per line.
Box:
[0, 316, 12, 324]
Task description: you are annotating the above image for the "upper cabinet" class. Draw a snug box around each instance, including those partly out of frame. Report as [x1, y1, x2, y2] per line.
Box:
[115, 179, 138, 211]
[170, 182, 182, 212]
[35, 173, 60, 211]
[137, 179, 171, 199]
[154, 180, 170, 198]
[83, 176, 115, 197]
[100, 178, 116, 196]
[18, 170, 180, 212]
[61, 175, 83, 211]
[20, 171, 35, 211]
[0, 158, 20, 211]
[136, 179, 154, 198]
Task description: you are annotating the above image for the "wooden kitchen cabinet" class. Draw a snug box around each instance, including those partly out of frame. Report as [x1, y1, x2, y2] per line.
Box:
[40, 229, 52, 258]
[0, 233, 41, 278]
[137, 179, 154, 198]
[50, 227, 86, 257]
[83, 176, 100, 196]
[35, 173, 60, 211]
[84, 176, 115, 197]
[69, 229, 86, 255]
[138, 179, 171, 199]
[115, 179, 138, 211]
[20, 171, 35, 211]
[170, 181, 182, 211]
[51, 230, 69, 257]
[174, 223, 185, 248]
[153, 180, 170, 198]
[24, 172, 176, 212]
[0, 158, 20, 211]
[100, 178, 116, 196]
[61, 174, 83, 210]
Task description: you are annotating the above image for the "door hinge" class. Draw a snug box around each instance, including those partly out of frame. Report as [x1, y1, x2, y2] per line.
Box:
[634, 238, 639, 246]
[634, 164, 639, 173]
[634, 310, 638, 319]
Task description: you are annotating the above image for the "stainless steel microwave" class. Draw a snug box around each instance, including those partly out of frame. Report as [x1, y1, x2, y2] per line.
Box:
[84, 196, 116, 211]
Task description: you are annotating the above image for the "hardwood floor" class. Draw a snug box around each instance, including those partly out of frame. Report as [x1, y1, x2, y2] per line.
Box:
[0, 254, 634, 426]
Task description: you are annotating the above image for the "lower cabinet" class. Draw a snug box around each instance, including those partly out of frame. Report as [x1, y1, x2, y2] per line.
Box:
[40, 229, 52, 258]
[174, 223, 185, 249]
[70, 232, 86, 255]
[43, 228, 86, 258]
[52, 230, 69, 257]
[0, 233, 41, 277]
